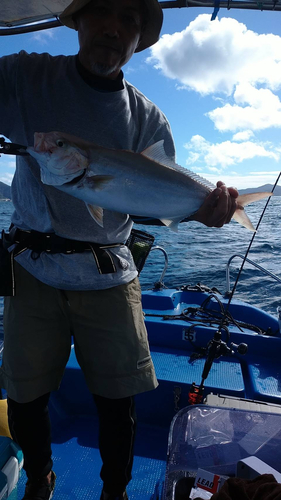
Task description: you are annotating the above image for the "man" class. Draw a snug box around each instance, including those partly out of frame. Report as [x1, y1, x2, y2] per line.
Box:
[0, 1, 238, 499]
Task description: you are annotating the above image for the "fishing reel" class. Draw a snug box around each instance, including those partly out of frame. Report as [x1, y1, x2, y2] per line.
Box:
[188, 329, 248, 405]
[201, 330, 248, 381]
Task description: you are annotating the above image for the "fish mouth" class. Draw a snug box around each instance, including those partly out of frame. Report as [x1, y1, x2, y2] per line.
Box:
[27, 146, 86, 184]
[62, 169, 87, 186]
[27, 146, 50, 163]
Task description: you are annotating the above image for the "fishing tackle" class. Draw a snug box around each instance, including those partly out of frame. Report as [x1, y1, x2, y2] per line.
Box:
[1, 136, 279, 403]
[0, 137, 28, 156]
[189, 172, 281, 404]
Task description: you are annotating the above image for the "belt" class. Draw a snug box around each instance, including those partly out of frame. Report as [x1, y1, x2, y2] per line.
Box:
[2, 227, 122, 274]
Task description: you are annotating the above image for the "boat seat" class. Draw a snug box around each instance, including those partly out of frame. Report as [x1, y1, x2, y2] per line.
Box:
[248, 360, 281, 404]
[50, 346, 245, 428]
[136, 347, 245, 425]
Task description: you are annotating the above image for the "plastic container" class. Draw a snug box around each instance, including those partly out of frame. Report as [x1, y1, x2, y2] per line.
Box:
[161, 404, 281, 500]
[0, 437, 23, 499]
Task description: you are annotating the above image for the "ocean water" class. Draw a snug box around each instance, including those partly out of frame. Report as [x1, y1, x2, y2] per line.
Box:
[0, 197, 280, 328]
[138, 196, 281, 317]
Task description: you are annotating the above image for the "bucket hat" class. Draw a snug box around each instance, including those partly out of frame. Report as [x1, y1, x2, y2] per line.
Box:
[59, 0, 163, 52]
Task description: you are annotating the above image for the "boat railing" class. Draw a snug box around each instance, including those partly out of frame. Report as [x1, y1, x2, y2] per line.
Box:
[226, 253, 281, 294]
[150, 246, 169, 289]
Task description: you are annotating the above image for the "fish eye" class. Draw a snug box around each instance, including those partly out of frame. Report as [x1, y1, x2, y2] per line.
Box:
[56, 140, 65, 148]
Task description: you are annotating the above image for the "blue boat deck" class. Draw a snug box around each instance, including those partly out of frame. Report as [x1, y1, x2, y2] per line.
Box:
[13, 345, 169, 499]
[143, 288, 281, 407]
[7, 287, 281, 499]
[14, 417, 167, 499]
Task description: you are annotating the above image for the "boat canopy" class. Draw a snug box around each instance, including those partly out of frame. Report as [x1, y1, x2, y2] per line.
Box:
[0, 0, 280, 36]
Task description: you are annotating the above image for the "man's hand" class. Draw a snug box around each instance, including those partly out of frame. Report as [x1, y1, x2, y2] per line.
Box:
[192, 181, 239, 228]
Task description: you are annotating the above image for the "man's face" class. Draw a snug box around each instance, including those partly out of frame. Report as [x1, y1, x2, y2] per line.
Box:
[76, 0, 144, 79]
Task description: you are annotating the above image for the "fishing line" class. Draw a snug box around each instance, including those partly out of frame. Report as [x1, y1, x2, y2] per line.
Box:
[190, 173, 281, 403]
[222, 172, 281, 317]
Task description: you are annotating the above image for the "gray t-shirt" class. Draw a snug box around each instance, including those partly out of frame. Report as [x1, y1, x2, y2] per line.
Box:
[0, 51, 175, 290]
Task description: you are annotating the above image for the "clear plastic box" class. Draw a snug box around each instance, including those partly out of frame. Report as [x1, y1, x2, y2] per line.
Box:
[162, 404, 281, 500]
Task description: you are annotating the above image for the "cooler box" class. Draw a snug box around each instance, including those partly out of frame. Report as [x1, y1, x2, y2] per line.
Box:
[0, 437, 23, 499]
[160, 404, 281, 500]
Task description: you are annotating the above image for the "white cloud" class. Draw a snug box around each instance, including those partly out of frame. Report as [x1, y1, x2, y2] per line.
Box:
[208, 167, 221, 173]
[208, 84, 281, 131]
[147, 15, 281, 95]
[233, 130, 254, 142]
[184, 134, 279, 169]
[198, 171, 280, 189]
[31, 29, 56, 44]
[0, 173, 14, 185]
[0, 157, 15, 186]
[0, 158, 16, 170]
[185, 151, 200, 164]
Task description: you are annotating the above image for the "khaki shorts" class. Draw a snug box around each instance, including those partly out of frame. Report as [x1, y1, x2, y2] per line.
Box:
[0, 262, 158, 403]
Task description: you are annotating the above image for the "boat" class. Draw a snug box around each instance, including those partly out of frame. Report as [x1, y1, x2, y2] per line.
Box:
[1, 0, 280, 37]
[0, 235, 281, 499]
[1, 2, 281, 498]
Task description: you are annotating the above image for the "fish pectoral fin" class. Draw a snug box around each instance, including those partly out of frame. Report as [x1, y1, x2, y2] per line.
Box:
[86, 175, 114, 190]
[232, 209, 256, 232]
[160, 217, 183, 232]
[86, 204, 104, 227]
[237, 192, 272, 207]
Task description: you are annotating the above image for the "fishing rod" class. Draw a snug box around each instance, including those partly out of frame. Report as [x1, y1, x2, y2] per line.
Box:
[0, 137, 28, 156]
[189, 174, 281, 405]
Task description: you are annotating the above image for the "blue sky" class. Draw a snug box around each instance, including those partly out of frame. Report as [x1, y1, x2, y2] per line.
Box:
[0, 6, 280, 189]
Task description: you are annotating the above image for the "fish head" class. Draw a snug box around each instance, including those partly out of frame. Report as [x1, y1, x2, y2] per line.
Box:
[27, 131, 90, 186]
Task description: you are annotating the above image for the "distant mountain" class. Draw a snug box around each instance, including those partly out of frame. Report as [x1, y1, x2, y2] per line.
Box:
[238, 184, 281, 196]
[0, 182, 11, 200]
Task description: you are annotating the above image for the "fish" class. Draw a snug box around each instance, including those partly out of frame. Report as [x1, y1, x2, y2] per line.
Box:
[27, 131, 272, 232]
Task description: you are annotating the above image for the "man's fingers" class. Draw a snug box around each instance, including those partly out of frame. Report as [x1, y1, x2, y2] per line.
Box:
[191, 182, 239, 227]
[204, 186, 237, 227]
[205, 187, 222, 208]
[216, 181, 239, 199]
[215, 185, 237, 226]
[214, 183, 238, 225]
[228, 186, 239, 199]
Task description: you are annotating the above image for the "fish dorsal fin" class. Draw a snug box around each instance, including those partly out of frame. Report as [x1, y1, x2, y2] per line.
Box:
[86, 204, 104, 227]
[141, 141, 216, 191]
[141, 141, 176, 168]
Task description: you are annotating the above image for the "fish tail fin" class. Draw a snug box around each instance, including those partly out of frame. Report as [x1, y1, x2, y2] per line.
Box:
[237, 192, 272, 207]
[232, 210, 256, 231]
[233, 192, 272, 231]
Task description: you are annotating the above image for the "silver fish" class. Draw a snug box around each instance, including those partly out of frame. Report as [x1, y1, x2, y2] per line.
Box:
[27, 131, 271, 231]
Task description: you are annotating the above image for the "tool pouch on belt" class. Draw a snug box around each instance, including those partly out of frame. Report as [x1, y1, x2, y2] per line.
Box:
[126, 229, 155, 275]
[0, 230, 15, 296]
